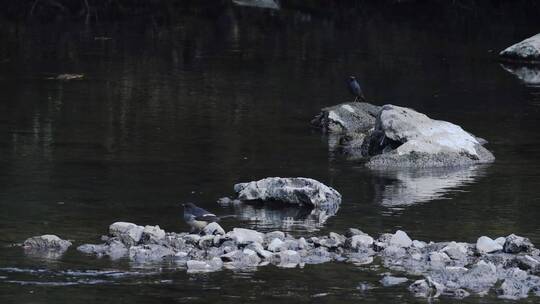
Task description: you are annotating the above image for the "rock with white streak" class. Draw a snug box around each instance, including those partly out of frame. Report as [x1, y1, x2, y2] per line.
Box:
[500, 33, 540, 62]
[234, 177, 341, 208]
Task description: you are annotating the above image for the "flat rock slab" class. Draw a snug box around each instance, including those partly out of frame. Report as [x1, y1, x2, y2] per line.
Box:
[500, 33, 540, 63]
[234, 177, 341, 208]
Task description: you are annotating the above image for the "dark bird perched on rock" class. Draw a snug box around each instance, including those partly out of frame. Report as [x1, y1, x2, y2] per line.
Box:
[348, 76, 366, 102]
[183, 203, 220, 233]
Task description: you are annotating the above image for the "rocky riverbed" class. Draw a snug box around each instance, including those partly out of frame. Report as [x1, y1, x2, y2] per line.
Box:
[22, 225, 540, 300]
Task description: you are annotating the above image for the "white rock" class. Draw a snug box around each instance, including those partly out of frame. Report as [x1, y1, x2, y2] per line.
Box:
[268, 238, 285, 252]
[229, 228, 263, 245]
[476, 236, 503, 254]
[389, 230, 413, 248]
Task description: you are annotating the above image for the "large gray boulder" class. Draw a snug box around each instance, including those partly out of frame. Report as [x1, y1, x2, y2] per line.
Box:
[363, 105, 495, 168]
[500, 33, 540, 63]
[234, 177, 341, 208]
[311, 102, 381, 134]
[23, 235, 72, 252]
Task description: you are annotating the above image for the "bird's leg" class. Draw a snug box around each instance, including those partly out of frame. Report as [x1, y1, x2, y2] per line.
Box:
[353, 96, 358, 103]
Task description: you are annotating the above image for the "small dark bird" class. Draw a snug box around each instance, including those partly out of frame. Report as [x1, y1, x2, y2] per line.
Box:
[182, 203, 220, 233]
[348, 76, 366, 102]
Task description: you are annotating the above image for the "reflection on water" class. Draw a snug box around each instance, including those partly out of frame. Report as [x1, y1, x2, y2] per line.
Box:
[224, 201, 339, 232]
[372, 165, 487, 212]
[501, 64, 540, 86]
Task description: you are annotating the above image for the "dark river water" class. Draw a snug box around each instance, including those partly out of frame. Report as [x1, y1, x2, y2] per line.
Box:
[1, 2, 540, 303]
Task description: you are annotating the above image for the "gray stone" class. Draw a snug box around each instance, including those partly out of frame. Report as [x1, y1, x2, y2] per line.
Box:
[409, 278, 442, 298]
[128, 244, 175, 262]
[429, 252, 451, 268]
[476, 236, 503, 254]
[234, 177, 341, 208]
[232, 0, 280, 10]
[228, 228, 263, 245]
[389, 230, 413, 248]
[380, 275, 408, 286]
[109, 222, 144, 246]
[202, 222, 226, 236]
[23, 235, 72, 252]
[500, 33, 540, 62]
[504, 234, 534, 254]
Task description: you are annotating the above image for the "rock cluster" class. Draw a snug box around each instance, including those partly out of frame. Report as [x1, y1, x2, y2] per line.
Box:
[312, 103, 494, 168]
[70, 223, 540, 300]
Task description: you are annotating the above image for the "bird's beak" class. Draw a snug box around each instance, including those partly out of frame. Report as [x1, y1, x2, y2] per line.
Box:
[181, 203, 185, 207]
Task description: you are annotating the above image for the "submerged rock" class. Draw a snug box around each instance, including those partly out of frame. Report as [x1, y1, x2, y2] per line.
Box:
[380, 275, 408, 286]
[232, 0, 279, 10]
[77, 239, 128, 260]
[234, 177, 341, 208]
[364, 105, 495, 168]
[187, 257, 223, 273]
[500, 33, 540, 63]
[23, 235, 72, 252]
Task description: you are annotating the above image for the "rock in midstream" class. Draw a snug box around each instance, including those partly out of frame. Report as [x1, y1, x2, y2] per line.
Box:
[500, 33, 540, 63]
[233, 177, 341, 208]
[312, 102, 494, 168]
[59, 222, 540, 300]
